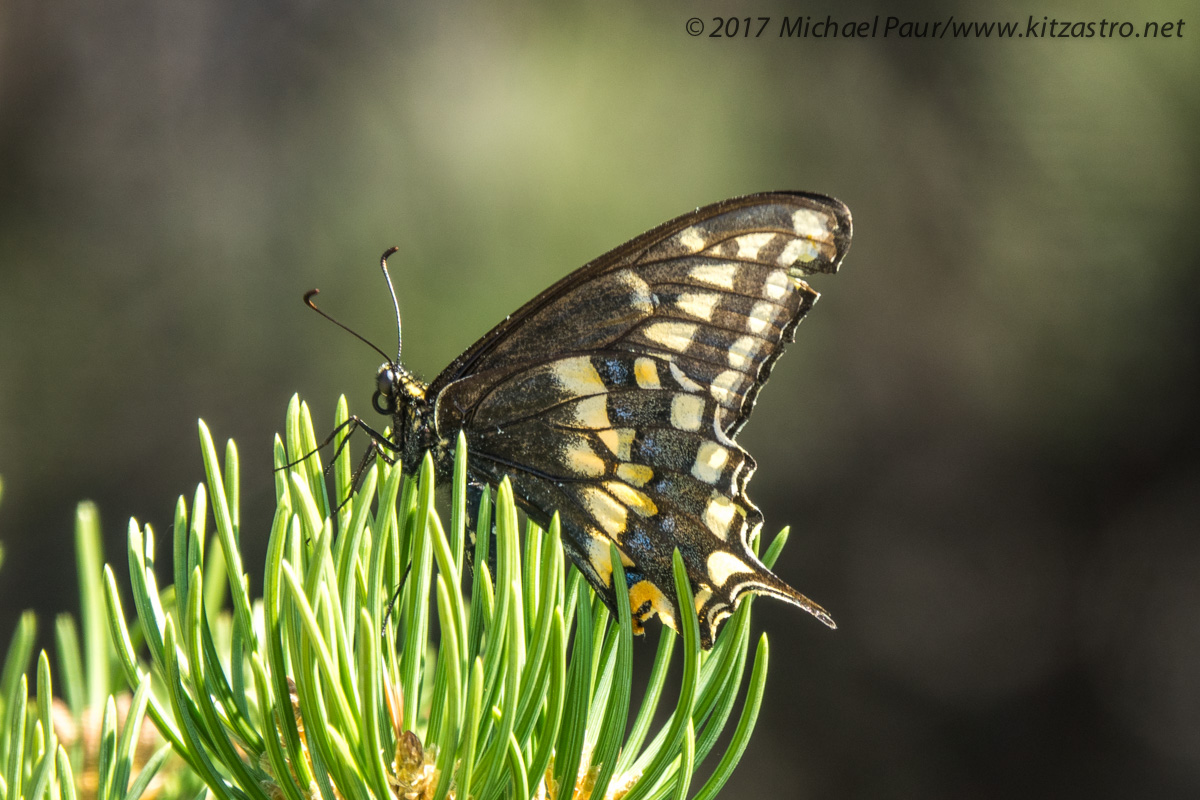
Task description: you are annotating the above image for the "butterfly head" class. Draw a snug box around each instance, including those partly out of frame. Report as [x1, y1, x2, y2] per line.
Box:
[372, 361, 427, 416]
[372, 358, 436, 473]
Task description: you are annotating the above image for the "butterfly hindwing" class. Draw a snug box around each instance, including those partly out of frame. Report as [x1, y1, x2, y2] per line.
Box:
[419, 192, 851, 647]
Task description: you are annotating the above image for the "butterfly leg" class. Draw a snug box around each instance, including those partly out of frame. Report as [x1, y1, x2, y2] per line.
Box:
[277, 415, 403, 510]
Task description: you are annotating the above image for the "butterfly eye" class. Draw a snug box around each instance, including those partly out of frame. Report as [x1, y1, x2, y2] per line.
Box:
[373, 365, 400, 416]
[376, 366, 397, 397]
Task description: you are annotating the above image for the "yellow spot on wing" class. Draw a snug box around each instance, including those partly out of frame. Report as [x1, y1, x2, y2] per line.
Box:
[581, 485, 627, 538]
[552, 356, 606, 397]
[634, 357, 661, 389]
[604, 481, 658, 517]
[692, 441, 730, 484]
[670, 393, 704, 432]
[692, 586, 713, 615]
[571, 395, 610, 430]
[628, 580, 675, 632]
[706, 551, 751, 587]
[587, 532, 633, 587]
[616, 463, 654, 487]
[564, 439, 606, 478]
[597, 428, 635, 461]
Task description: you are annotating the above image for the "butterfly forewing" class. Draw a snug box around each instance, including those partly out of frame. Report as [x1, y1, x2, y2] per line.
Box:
[419, 192, 851, 647]
[428, 193, 849, 393]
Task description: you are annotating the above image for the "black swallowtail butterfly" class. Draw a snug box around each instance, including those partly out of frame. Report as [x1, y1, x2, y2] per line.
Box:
[325, 192, 851, 648]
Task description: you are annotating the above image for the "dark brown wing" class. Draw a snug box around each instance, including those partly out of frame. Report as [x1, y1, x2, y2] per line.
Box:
[429, 192, 851, 646]
[429, 192, 850, 436]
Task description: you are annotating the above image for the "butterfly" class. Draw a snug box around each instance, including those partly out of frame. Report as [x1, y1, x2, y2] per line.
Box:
[319, 192, 851, 648]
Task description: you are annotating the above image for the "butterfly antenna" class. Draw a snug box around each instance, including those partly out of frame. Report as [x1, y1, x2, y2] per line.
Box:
[303, 289, 393, 364]
[379, 246, 403, 362]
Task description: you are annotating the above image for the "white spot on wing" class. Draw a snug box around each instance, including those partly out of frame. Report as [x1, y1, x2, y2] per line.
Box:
[692, 441, 729, 484]
[777, 237, 819, 266]
[728, 335, 760, 370]
[703, 493, 738, 540]
[729, 459, 747, 495]
[736, 232, 776, 261]
[671, 393, 705, 432]
[642, 320, 698, 352]
[678, 226, 705, 253]
[763, 270, 790, 301]
[708, 605, 732, 632]
[792, 208, 830, 238]
[676, 292, 720, 321]
[747, 301, 777, 335]
[710, 370, 742, 407]
[613, 269, 656, 315]
[689, 263, 737, 290]
[707, 551, 751, 587]
[668, 362, 704, 393]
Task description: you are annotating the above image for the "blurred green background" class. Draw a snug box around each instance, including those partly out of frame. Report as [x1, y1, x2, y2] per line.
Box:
[2, 0, 1198, 796]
